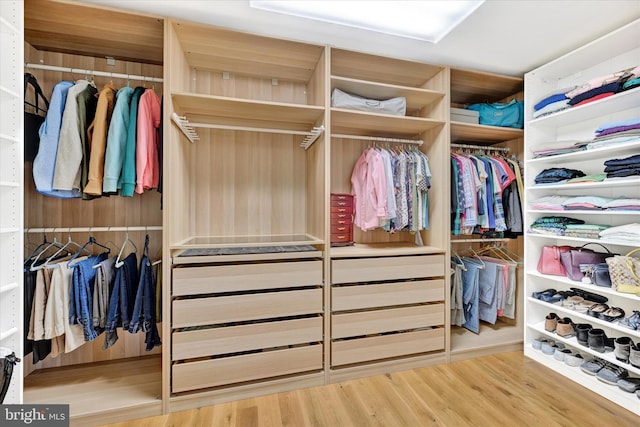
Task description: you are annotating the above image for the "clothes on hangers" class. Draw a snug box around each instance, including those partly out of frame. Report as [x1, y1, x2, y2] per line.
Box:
[450, 150, 523, 236]
[351, 145, 431, 233]
[33, 81, 163, 199]
[22, 235, 162, 364]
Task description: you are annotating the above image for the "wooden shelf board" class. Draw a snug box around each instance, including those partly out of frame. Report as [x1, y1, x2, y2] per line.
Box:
[172, 92, 325, 131]
[173, 20, 324, 82]
[450, 68, 523, 105]
[451, 122, 523, 143]
[331, 76, 445, 112]
[331, 109, 444, 137]
[331, 48, 444, 87]
[330, 242, 444, 258]
[24, 355, 162, 419]
[25, 0, 164, 65]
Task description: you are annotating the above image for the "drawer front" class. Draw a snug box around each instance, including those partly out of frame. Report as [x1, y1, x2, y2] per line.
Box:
[332, 255, 444, 284]
[173, 288, 323, 328]
[173, 260, 322, 296]
[330, 206, 353, 215]
[330, 224, 352, 234]
[330, 233, 353, 244]
[172, 344, 323, 393]
[331, 328, 444, 367]
[330, 212, 352, 221]
[172, 317, 322, 361]
[330, 198, 353, 208]
[331, 218, 352, 227]
[332, 279, 444, 311]
[331, 304, 444, 339]
[330, 193, 353, 204]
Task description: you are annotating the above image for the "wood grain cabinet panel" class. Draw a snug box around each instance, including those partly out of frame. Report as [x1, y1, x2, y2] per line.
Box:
[332, 279, 444, 311]
[172, 345, 323, 393]
[332, 255, 444, 284]
[172, 317, 322, 361]
[173, 288, 323, 328]
[173, 260, 323, 296]
[331, 329, 444, 367]
[331, 304, 444, 339]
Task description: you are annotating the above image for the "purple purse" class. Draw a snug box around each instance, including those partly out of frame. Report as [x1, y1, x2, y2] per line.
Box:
[559, 243, 614, 281]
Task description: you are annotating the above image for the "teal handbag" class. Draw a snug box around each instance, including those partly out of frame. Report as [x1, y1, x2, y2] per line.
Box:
[466, 98, 524, 129]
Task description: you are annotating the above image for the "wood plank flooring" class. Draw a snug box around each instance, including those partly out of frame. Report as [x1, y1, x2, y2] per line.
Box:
[102, 351, 639, 427]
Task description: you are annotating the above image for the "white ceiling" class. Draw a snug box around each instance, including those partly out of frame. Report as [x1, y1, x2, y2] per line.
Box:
[82, 0, 640, 76]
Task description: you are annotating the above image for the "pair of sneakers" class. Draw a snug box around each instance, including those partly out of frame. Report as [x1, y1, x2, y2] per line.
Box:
[580, 357, 628, 385]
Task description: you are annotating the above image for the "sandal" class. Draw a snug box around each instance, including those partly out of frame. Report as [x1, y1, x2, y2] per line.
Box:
[587, 303, 609, 318]
[600, 307, 625, 322]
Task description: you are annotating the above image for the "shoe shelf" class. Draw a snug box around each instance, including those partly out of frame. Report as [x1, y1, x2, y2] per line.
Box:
[527, 271, 640, 302]
[528, 322, 640, 378]
[528, 298, 640, 340]
[524, 346, 640, 416]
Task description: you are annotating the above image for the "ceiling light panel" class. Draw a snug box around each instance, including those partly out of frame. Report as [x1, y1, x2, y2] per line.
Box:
[250, 1, 485, 43]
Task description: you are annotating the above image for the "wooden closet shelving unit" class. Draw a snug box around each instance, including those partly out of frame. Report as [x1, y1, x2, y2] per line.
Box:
[448, 67, 525, 361]
[12, 0, 539, 422]
[21, 1, 165, 425]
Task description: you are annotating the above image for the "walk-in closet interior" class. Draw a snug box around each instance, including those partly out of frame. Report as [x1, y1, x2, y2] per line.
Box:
[2, 0, 638, 424]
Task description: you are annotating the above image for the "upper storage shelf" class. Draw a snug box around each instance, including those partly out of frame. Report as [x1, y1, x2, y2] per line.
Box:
[24, 0, 164, 65]
[329, 48, 446, 138]
[450, 68, 523, 106]
[172, 92, 325, 132]
[172, 20, 325, 83]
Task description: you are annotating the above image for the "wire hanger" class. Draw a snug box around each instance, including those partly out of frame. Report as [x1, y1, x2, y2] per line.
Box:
[115, 232, 138, 268]
[23, 234, 50, 268]
[451, 247, 467, 271]
[28, 236, 67, 271]
[32, 236, 85, 271]
[67, 236, 111, 268]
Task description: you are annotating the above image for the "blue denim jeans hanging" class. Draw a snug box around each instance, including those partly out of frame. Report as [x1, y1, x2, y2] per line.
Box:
[104, 252, 138, 349]
[71, 252, 108, 342]
[129, 237, 161, 351]
[461, 258, 482, 333]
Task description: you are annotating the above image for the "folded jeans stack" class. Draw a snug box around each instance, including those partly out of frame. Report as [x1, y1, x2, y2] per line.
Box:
[534, 168, 586, 185]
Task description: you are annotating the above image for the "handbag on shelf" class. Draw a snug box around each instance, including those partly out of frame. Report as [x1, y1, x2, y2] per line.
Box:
[466, 98, 524, 129]
[537, 245, 572, 276]
[331, 88, 406, 116]
[579, 263, 612, 287]
[559, 243, 615, 281]
[24, 73, 49, 162]
[606, 248, 640, 295]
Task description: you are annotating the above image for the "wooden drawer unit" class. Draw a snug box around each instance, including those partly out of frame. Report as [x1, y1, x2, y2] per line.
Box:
[172, 344, 323, 393]
[332, 254, 444, 284]
[172, 260, 322, 296]
[331, 328, 444, 367]
[173, 317, 322, 361]
[330, 193, 354, 246]
[332, 304, 444, 339]
[332, 279, 444, 311]
[173, 288, 323, 328]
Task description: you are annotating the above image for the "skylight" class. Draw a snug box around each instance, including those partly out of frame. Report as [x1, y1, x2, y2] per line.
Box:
[249, 1, 485, 43]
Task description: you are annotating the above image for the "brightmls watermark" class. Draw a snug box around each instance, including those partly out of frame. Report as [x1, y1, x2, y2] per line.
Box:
[1, 405, 69, 426]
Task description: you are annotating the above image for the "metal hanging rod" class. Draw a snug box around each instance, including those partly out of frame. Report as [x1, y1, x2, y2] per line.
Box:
[25, 63, 164, 83]
[172, 113, 325, 150]
[332, 133, 423, 145]
[451, 238, 511, 243]
[451, 143, 509, 152]
[25, 226, 163, 233]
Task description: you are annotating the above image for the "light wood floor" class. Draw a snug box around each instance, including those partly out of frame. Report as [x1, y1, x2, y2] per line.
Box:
[103, 351, 639, 427]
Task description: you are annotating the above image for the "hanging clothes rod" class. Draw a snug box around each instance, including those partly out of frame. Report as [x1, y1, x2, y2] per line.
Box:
[451, 143, 509, 152]
[451, 238, 511, 243]
[25, 226, 163, 233]
[172, 113, 325, 150]
[332, 133, 423, 145]
[24, 63, 164, 83]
